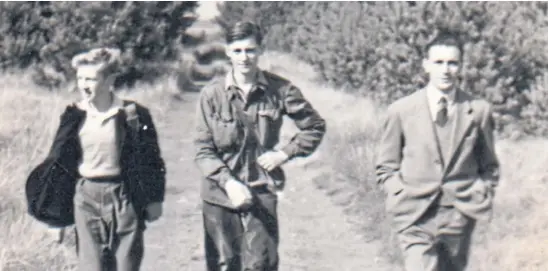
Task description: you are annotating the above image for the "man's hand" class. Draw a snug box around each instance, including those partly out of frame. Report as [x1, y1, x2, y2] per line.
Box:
[485, 179, 497, 197]
[145, 202, 163, 222]
[257, 150, 289, 172]
[224, 178, 253, 209]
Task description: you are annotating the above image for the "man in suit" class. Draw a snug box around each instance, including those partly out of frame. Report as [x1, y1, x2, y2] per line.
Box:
[375, 33, 500, 271]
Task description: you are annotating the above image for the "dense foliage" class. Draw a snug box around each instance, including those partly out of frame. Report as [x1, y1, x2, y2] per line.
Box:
[0, 1, 198, 88]
[217, 1, 548, 137]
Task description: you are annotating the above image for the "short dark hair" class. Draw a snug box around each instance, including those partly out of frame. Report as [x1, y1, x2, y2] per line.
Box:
[424, 32, 463, 58]
[225, 21, 263, 45]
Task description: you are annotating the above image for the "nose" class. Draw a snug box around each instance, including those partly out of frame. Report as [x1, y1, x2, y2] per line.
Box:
[441, 63, 448, 73]
[443, 62, 452, 73]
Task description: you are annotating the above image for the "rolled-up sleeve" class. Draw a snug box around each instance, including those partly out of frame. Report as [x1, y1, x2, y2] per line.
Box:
[193, 89, 234, 188]
[280, 84, 327, 158]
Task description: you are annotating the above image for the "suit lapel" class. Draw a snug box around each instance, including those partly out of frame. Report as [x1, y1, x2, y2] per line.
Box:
[415, 89, 445, 165]
[445, 90, 474, 172]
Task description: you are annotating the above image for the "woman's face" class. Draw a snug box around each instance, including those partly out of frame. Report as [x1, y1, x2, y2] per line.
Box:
[76, 65, 109, 102]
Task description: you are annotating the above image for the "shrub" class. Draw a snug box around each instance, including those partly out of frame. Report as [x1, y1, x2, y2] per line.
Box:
[217, 1, 548, 137]
[215, 1, 304, 51]
[0, 1, 198, 88]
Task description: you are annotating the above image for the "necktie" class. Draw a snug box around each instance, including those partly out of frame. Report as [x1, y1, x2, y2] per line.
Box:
[436, 97, 448, 126]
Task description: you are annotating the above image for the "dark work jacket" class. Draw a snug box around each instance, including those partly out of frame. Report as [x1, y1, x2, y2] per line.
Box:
[25, 100, 166, 227]
[194, 70, 326, 209]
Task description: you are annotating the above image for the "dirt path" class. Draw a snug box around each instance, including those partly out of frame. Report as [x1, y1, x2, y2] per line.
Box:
[139, 93, 393, 271]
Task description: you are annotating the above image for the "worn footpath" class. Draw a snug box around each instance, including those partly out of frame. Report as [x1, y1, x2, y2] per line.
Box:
[137, 93, 394, 271]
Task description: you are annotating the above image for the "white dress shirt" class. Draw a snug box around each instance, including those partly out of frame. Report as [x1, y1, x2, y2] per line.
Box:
[426, 86, 456, 122]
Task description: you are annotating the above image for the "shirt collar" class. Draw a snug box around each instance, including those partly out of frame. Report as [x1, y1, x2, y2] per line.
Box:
[78, 93, 124, 118]
[224, 68, 269, 92]
[427, 85, 456, 105]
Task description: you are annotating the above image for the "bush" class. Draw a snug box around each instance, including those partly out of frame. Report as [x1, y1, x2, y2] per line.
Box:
[215, 2, 304, 51]
[217, 1, 548, 137]
[0, 1, 198, 88]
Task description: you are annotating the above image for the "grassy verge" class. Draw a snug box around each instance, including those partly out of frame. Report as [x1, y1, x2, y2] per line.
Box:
[0, 71, 181, 270]
[0, 71, 77, 270]
[261, 52, 548, 270]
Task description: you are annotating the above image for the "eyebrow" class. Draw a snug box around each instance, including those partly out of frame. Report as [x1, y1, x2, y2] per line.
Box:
[433, 59, 459, 62]
[77, 74, 98, 78]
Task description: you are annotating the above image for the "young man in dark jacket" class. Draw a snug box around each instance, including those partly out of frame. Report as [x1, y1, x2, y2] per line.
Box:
[27, 48, 166, 270]
[194, 21, 327, 271]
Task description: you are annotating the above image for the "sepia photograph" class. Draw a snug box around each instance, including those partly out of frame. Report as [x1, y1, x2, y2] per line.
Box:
[0, 1, 544, 270]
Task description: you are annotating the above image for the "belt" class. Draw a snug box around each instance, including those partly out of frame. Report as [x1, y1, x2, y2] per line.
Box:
[83, 175, 122, 183]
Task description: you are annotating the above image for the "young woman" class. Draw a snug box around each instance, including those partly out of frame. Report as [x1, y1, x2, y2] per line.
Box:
[29, 48, 166, 270]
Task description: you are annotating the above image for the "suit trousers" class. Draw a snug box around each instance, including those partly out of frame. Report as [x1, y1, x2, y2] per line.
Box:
[203, 190, 279, 271]
[73, 177, 144, 271]
[396, 202, 476, 271]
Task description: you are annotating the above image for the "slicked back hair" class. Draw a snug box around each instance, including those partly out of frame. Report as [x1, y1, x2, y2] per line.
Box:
[225, 21, 263, 45]
[71, 47, 121, 77]
[424, 32, 463, 59]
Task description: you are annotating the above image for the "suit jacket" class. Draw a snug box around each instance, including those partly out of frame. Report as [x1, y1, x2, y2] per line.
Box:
[375, 88, 500, 232]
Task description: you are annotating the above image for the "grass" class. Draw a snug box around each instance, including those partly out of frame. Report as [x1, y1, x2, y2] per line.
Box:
[0, 52, 547, 270]
[0, 71, 77, 270]
[468, 139, 548, 271]
[0, 71, 180, 271]
[260, 52, 548, 270]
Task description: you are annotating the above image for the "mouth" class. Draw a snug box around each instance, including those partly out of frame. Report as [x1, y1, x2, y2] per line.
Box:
[84, 88, 92, 95]
[440, 78, 452, 83]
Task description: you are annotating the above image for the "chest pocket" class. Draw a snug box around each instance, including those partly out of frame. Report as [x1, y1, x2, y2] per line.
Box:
[258, 92, 283, 120]
[256, 94, 284, 147]
[210, 105, 242, 151]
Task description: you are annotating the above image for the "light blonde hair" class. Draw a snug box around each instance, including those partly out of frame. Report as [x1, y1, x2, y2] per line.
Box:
[71, 47, 121, 77]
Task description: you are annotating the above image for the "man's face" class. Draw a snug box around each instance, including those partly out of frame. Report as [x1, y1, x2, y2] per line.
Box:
[76, 65, 108, 102]
[423, 45, 461, 92]
[225, 37, 262, 76]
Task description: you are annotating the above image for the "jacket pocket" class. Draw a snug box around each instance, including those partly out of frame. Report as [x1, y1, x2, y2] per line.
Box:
[257, 108, 283, 147]
[384, 175, 406, 214]
[211, 114, 241, 151]
[258, 108, 282, 121]
[384, 175, 404, 196]
[470, 178, 489, 203]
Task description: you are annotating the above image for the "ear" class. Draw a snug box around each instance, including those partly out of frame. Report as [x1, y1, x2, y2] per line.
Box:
[224, 44, 231, 58]
[422, 58, 430, 73]
[104, 74, 117, 88]
[68, 81, 78, 93]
